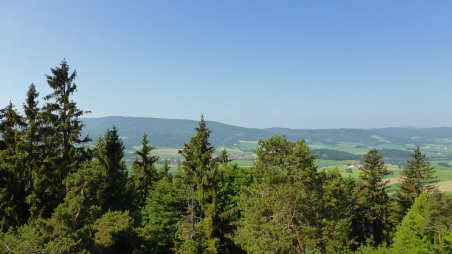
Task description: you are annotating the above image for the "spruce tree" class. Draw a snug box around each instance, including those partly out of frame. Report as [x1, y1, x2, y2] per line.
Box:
[216, 163, 251, 253]
[131, 133, 158, 210]
[38, 60, 90, 216]
[21, 84, 44, 218]
[354, 148, 393, 246]
[398, 146, 437, 214]
[41, 60, 90, 173]
[177, 115, 220, 253]
[0, 103, 27, 230]
[93, 126, 129, 211]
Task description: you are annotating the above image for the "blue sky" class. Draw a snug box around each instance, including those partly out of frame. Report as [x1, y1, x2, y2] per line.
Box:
[1, 1, 452, 129]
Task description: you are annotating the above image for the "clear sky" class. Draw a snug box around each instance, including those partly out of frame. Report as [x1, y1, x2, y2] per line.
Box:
[1, 1, 452, 129]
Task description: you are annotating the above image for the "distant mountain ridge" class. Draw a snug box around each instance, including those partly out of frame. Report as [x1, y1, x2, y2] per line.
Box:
[81, 116, 452, 150]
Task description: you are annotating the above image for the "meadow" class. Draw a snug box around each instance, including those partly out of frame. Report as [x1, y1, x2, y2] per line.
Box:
[150, 144, 452, 195]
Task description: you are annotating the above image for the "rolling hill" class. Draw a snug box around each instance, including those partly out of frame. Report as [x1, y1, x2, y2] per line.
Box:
[82, 116, 452, 148]
[81, 116, 452, 164]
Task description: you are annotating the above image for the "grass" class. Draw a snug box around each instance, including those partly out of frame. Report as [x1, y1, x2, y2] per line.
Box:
[236, 140, 258, 152]
[327, 164, 452, 194]
[133, 143, 452, 194]
[231, 160, 254, 168]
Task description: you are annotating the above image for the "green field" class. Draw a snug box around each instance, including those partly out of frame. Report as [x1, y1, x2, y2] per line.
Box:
[146, 143, 452, 195]
[323, 163, 452, 194]
[231, 159, 254, 168]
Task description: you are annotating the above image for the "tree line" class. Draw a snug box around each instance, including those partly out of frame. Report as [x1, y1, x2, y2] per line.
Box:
[0, 61, 451, 253]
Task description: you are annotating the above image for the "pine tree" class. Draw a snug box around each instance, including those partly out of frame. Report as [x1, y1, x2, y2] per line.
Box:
[131, 133, 158, 210]
[177, 115, 220, 253]
[318, 169, 356, 252]
[236, 136, 333, 253]
[354, 148, 393, 246]
[398, 146, 437, 214]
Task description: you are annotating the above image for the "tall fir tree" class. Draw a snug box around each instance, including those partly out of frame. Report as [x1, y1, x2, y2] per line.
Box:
[177, 115, 220, 253]
[42, 60, 91, 168]
[354, 148, 393, 247]
[0, 102, 27, 230]
[38, 60, 91, 216]
[398, 146, 437, 214]
[131, 133, 158, 210]
[21, 84, 45, 218]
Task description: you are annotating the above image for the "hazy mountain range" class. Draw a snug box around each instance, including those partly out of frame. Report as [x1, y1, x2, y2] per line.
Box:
[82, 116, 452, 150]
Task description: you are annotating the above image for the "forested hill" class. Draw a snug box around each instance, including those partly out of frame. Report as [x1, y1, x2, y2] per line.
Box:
[82, 116, 452, 149]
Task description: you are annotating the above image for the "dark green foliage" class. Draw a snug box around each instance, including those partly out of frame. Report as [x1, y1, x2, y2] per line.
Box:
[216, 163, 251, 253]
[92, 211, 139, 253]
[159, 159, 171, 179]
[311, 148, 361, 160]
[0, 219, 51, 253]
[41, 162, 105, 253]
[177, 115, 220, 253]
[353, 148, 394, 247]
[399, 146, 437, 215]
[131, 133, 159, 210]
[236, 136, 354, 253]
[318, 169, 356, 252]
[93, 126, 129, 211]
[32, 61, 91, 217]
[140, 175, 187, 253]
[42, 60, 91, 171]
[21, 84, 45, 219]
[423, 191, 452, 252]
[217, 148, 231, 166]
[0, 103, 28, 230]
[0, 161, 105, 253]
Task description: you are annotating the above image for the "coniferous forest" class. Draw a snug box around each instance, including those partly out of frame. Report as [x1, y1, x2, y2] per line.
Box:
[1, 62, 452, 253]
